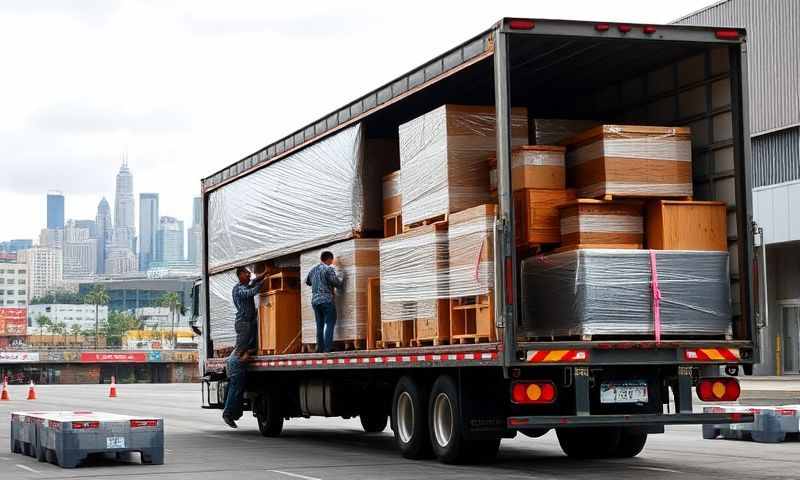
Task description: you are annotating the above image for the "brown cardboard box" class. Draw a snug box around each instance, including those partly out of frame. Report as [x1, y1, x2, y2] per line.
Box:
[399, 104, 528, 225]
[564, 125, 693, 199]
[489, 145, 566, 192]
[646, 200, 727, 251]
[557, 199, 644, 249]
[513, 188, 577, 247]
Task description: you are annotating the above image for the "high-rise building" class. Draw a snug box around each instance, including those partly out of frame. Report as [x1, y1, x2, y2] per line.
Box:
[39, 228, 64, 248]
[156, 216, 184, 264]
[114, 161, 136, 251]
[63, 220, 97, 279]
[95, 198, 112, 274]
[139, 193, 159, 271]
[46, 191, 64, 230]
[0, 257, 28, 307]
[0, 239, 33, 252]
[187, 197, 202, 266]
[17, 247, 63, 301]
[104, 247, 138, 275]
[74, 219, 98, 239]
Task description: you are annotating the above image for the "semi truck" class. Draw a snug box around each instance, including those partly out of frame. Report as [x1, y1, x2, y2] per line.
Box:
[198, 17, 757, 462]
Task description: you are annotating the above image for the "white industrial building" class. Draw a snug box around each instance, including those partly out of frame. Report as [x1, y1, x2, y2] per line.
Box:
[0, 259, 28, 307]
[27, 303, 108, 332]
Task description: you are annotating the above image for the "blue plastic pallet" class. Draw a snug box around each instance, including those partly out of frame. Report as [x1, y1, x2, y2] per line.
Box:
[10, 411, 164, 468]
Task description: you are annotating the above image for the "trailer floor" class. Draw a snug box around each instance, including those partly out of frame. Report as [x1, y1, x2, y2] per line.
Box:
[0, 383, 796, 480]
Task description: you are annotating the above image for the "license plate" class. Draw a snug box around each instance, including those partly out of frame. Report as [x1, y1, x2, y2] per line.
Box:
[106, 436, 126, 449]
[600, 382, 648, 404]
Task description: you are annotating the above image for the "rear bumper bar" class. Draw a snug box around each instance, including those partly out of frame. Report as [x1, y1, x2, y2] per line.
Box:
[508, 412, 754, 429]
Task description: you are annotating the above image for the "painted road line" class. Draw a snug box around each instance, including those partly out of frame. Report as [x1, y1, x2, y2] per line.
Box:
[629, 466, 683, 474]
[268, 470, 322, 480]
[16, 464, 41, 474]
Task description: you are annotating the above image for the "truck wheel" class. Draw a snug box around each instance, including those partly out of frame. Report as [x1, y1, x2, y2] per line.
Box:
[360, 410, 388, 433]
[429, 375, 500, 464]
[556, 427, 621, 459]
[613, 429, 647, 457]
[255, 392, 283, 437]
[392, 376, 433, 459]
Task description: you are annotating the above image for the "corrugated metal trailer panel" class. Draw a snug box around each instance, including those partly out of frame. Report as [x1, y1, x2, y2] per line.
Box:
[674, 0, 800, 136]
[752, 127, 800, 188]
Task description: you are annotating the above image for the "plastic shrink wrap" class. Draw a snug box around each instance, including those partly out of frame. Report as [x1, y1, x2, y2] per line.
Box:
[382, 171, 402, 215]
[448, 205, 495, 298]
[398, 105, 528, 225]
[521, 249, 732, 338]
[300, 239, 379, 344]
[531, 119, 602, 146]
[209, 270, 254, 351]
[206, 123, 379, 273]
[558, 199, 644, 249]
[564, 125, 693, 198]
[489, 146, 566, 192]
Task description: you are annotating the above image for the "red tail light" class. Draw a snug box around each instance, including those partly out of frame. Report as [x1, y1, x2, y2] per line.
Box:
[696, 377, 741, 402]
[71, 421, 99, 429]
[595, 23, 610, 32]
[643, 25, 657, 34]
[508, 20, 535, 30]
[715, 29, 740, 40]
[618, 24, 632, 33]
[130, 419, 158, 428]
[511, 381, 557, 404]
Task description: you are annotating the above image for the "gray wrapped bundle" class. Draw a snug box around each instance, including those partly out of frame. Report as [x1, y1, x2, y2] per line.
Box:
[521, 249, 731, 339]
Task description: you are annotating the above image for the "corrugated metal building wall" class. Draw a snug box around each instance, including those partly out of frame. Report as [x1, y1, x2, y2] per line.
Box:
[752, 127, 800, 187]
[675, 0, 800, 136]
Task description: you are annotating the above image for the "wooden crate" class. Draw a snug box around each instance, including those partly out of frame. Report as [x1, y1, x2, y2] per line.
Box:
[381, 318, 414, 348]
[266, 271, 300, 293]
[399, 104, 528, 226]
[513, 188, 576, 247]
[383, 212, 403, 238]
[557, 199, 644, 250]
[564, 125, 693, 199]
[367, 277, 381, 349]
[382, 170, 402, 216]
[450, 292, 495, 344]
[412, 299, 450, 346]
[646, 200, 728, 251]
[488, 145, 566, 192]
[258, 290, 301, 355]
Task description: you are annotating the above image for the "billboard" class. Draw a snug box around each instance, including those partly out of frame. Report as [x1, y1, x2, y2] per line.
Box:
[79, 352, 147, 363]
[0, 307, 27, 336]
[0, 352, 39, 363]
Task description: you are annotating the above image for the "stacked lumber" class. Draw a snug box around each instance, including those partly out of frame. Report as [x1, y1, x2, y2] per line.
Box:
[300, 239, 379, 350]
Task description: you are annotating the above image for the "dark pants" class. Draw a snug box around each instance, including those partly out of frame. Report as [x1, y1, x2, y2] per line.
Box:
[313, 302, 337, 352]
[223, 352, 245, 420]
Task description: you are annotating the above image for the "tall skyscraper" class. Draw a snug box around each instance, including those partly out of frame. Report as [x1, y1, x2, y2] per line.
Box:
[187, 197, 202, 266]
[95, 197, 113, 274]
[63, 220, 97, 278]
[17, 246, 63, 301]
[139, 193, 159, 271]
[156, 216, 184, 264]
[74, 219, 98, 238]
[46, 191, 64, 229]
[114, 160, 136, 250]
[0, 239, 33, 252]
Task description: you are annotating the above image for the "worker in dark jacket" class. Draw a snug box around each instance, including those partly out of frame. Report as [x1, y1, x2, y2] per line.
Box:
[305, 251, 344, 353]
[222, 266, 267, 428]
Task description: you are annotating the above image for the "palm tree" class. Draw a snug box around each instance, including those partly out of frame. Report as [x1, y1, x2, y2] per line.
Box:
[69, 324, 82, 346]
[35, 314, 50, 336]
[84, 285, 110, 349]
[158, 292, 183, 349]
[50, 321, 67, 346]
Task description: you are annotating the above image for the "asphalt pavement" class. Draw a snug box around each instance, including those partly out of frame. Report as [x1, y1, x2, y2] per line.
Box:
[0, 383, 797, 480]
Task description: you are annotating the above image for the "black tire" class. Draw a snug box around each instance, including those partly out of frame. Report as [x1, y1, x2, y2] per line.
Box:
[428, 375, 501, 464]
[702, 424, 720, 440]
[37, 445, 47, 462]
[556, 427, 621, 459]
[520, 429, 550, 439]
[391, 376, 433, 459]
[360, 410, 388, 433]
[613, 429, 647, 458]
[255, 392, 284, 437]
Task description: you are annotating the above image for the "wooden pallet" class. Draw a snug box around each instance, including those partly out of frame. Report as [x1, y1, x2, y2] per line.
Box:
[410, 337, 450, 347]
[451, 335, 493, 344]
[300, 339, 365, 353]
[376, 339, 410, 349]
[553, 243, 643, 253]
[450, 292, 496, 343]
[383, 212, 403, 238]
[403, 214, 447, 232]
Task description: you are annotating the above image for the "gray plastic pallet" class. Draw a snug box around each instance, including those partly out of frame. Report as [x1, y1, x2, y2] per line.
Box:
[703, 405, 800, 443]
[10, 411, 164, 468]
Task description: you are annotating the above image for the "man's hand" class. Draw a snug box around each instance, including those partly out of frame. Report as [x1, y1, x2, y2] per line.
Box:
[255, 270, 269, 282]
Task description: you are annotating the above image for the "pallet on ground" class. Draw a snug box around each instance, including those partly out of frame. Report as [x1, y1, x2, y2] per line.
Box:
[646, 199, 728, 251]
[557, 198, 644, 250]
[563, 124, 693, 199]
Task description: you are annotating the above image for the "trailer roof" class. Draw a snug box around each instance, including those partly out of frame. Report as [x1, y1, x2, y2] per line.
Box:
[202, 17, 745, 193]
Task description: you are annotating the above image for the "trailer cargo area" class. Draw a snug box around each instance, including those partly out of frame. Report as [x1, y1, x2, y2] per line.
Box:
[200, 18, 756, 462]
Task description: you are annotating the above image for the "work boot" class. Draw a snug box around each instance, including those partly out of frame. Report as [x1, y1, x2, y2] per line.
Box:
[222, 415, 238, 428]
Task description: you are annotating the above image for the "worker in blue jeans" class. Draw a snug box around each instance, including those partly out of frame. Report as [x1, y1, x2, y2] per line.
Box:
[223, 266, 267, 428]
[305, 251, 344, 353]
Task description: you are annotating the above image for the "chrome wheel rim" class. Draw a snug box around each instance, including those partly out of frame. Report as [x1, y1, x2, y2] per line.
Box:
[397, 391, 414, 444]
[433, 392, 454, 448]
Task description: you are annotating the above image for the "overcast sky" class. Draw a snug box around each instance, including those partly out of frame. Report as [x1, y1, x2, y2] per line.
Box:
[0, 0, 717, 241]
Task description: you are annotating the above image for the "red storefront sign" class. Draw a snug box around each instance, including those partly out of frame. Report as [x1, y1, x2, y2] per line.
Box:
[79, 352, 147, 363]
[0, 307, 27, 336]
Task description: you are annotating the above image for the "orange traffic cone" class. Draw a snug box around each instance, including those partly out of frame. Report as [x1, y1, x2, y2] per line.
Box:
[1, 377, 9, 401]
[108, 376, 117, 398]
[27, 380, 37, 400]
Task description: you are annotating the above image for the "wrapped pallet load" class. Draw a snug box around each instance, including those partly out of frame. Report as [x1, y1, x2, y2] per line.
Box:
[557, 199, 644, 250]
[564, 125, 693, 199]
[379, 222, 449, 347]
[521, 249, 732, 339]
[300, 239, 379, 350]
[398, 104, 528, 227]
